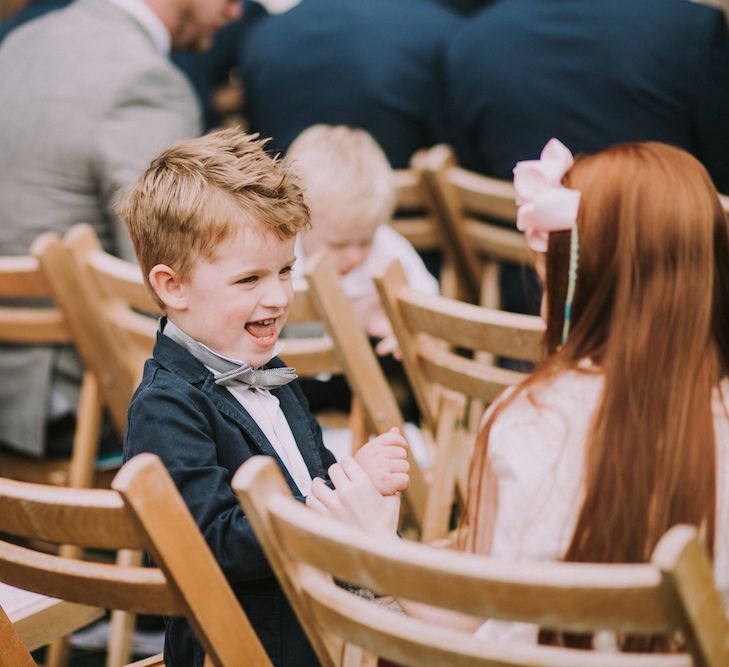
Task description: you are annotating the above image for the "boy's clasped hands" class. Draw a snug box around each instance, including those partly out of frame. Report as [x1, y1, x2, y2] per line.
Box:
[306, 427, 408, 536]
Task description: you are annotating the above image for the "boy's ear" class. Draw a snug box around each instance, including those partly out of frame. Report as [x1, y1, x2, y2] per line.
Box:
[148, 264, 187, 311]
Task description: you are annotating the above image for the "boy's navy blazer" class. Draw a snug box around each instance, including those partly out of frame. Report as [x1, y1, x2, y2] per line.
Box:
[124, 332, 333, 667]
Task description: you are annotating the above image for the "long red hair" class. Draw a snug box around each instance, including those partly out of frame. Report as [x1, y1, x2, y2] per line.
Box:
[468, 142, 729, 647]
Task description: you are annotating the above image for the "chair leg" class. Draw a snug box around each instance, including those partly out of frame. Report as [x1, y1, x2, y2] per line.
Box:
[44, 373, 105, 667]
[420, 392, 464, 543]
[44, 635, 71, 667]
[105, 550, 142, 667]
[67, 371, 103, 489]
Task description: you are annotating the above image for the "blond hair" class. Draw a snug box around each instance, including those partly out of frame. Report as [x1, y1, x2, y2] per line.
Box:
[285, 124, 395, 227]
[117, 127, 309, 306]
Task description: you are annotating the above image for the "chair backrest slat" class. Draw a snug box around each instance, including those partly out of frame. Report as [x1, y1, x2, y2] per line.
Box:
[235, 457, 729, 667]
[396, 286, 543, 362]
[304, 256, 430, 526]
[417, 145, 528, 305]
[0, 541, 178, 616]
[418, 346, 526, 404]
[0, 479, 143, 549]
[0, 454, 273, 666]
[0, 254, 71, 344]
[265, 494, 677, 634]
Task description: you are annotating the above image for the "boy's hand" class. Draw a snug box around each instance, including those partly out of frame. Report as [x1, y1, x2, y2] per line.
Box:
[306, 459, 401, 536]
[353, 427, 409, 495]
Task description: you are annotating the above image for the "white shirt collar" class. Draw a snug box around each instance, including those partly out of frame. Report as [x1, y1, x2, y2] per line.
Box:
[106, 0, 171, 54]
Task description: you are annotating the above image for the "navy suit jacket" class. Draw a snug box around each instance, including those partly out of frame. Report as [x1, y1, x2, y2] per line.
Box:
[238, 0, 462, 168]
[124, 332, 334, 666]
[444, 0, 729, 192]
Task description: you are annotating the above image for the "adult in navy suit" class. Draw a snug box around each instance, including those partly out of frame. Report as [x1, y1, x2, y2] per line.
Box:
[444, 0, 729, 193]
[238, 0, 462, 168]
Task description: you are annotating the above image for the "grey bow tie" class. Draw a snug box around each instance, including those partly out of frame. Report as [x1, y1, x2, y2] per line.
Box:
[162, 319, 297, 390]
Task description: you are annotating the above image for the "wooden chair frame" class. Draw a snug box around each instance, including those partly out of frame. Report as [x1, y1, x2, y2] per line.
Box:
[0, 247, 110, 489]
[234, 456, 729, 667]
[374, 259, 544, 541]
[303, 256, 429, 529]
[0, 454, 272, 667]
[416, 144, 530, 307]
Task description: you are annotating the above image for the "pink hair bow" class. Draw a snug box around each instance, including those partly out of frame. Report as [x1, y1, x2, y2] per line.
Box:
[513, 138, 581, 252]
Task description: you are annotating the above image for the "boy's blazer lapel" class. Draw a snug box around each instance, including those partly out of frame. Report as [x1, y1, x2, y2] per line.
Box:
[152, 332, 325, 494]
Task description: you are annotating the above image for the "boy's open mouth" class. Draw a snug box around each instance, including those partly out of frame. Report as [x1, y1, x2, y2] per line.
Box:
[245, 318, 278, 346]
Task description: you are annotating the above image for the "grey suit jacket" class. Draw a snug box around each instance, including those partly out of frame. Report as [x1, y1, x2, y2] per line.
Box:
[0, 0, 201, 455]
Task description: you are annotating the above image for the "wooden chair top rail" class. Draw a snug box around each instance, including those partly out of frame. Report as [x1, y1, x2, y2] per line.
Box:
[392, 281, 544, 362]
[464, 218, 530, 265]
[234, 457, 729, 667]
[418, 342, 528, 403]
[262, 492, 678, 635]
[447, 165, 518, 222]
[0, 255, 53, 298]
[0, 540, 177, 617]
[301, 577, 691, 667]
[0, 454, 273, 666]
[393, 169, 426, 209]
[278, 338, 342, 377]
[84, 248, 158, 314]
[0, 477, 143, 550]
[0, 251, 71, 344]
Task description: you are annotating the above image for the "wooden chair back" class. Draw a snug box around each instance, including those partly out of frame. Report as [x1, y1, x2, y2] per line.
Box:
[0, 454, 272, 667]
[390, 164, 459, 298]
[389, 168, 440, 253]
[416, 144, 529, 306]
[31, 225, 155, 441]
[0, 242, 112, 489]
[234, 456, 729, 667]
[303, 256, 428, 528]
[374, 259, 544, 540]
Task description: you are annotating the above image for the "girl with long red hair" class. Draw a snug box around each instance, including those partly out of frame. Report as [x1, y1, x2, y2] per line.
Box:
[308, 139, 729, 650]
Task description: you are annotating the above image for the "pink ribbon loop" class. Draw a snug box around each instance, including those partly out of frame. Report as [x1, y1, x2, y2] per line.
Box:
[513, 138, 581, 253]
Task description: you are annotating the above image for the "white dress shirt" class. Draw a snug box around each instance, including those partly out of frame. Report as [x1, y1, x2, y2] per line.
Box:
[106, 0, 171, 53]
[205, 344, 313, 497]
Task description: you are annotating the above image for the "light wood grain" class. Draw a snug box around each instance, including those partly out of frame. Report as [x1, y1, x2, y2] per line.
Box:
[235, 457, 729, 667]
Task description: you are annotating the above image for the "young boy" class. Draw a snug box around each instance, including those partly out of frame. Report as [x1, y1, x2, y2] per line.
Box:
[118, 128, 409, 667]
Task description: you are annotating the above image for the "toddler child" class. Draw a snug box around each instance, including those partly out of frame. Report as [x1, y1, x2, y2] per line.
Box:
[118, 128, 409, 667]
[285, 124, 438, 356]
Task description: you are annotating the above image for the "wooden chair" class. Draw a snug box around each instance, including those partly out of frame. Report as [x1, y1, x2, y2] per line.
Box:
[374, 259, 544, 541]
[234, 456, 729, 667]
[720, 192, 729, 221]
[303, 256, 429, 531]
[0, 246, 113, 488]
[0, 581, 103, 657]
[0, 453, 272, 667]
[282, 280, 370, 450]
[415, 144, 530, 307]
[390, 164, 459, 298]
[33, 225, 160, 441]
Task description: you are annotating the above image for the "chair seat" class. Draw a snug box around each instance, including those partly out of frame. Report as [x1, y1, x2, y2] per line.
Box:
[0, 582, 103, 652]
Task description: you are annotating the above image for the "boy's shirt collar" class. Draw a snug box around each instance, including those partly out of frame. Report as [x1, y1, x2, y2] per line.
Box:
[160, 318, 293, 389]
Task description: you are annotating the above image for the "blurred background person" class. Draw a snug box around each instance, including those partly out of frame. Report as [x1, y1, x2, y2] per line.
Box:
[238, 0, 463, 168]
[0, 0, 241, 459]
